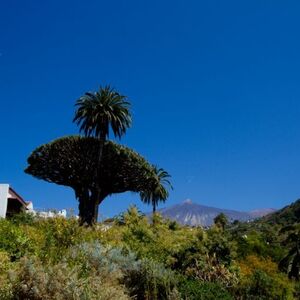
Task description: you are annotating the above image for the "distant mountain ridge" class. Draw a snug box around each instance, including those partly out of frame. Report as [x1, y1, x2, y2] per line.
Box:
[260, 199, 300, 226]
[248, 208, 276, 218]
[158, 199, 275, 227]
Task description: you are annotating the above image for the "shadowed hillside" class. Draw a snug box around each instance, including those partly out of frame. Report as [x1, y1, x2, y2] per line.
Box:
[260, 199, 300, 226]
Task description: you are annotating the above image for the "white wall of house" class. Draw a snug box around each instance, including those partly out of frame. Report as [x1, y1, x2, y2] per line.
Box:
[0, 184, 9, 218]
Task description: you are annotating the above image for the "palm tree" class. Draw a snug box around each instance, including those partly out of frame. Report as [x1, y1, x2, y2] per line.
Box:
[140, 166, 173, 217]
[73, 85, 131, 224]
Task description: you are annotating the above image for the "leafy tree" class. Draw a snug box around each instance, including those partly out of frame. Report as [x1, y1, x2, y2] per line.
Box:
[73, 86, 131, 223]
[25, 136, 155, 225]
[214, 213, 228, 230]
[140, 166, 172, 216]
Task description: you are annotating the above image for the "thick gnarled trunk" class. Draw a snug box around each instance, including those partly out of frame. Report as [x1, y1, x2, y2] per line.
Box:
[76, 187, 104, 226]
[76, 134, 106, 226]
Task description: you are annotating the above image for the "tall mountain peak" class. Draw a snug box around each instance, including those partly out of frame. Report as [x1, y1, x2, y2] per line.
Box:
[183, 199, 193, 204]
[158, 201, 274, 227]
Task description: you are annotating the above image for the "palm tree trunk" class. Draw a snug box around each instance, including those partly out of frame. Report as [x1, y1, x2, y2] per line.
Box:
[97, 133, 106, 173]
[152, 201, 156, 226]
[153, 202, 156, 215]
[93, 132, 106, 224]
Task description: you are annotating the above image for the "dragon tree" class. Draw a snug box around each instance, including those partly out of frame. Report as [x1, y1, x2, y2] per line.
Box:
[25, 136, 158, 225]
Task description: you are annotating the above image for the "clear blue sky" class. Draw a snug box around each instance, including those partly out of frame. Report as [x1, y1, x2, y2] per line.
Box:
[1, 0, 300, 217]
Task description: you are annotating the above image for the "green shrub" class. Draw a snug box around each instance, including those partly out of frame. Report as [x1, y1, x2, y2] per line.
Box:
[9, 211, 36, 226]
[69, 241, 179, 300]
[0, 209, 296, 300]
[178, 278, 233, 300]
[237, 255, 295, 299]
[126, 258, 179, 300]
[0, 219, 34, 260]
[237, 269, 294, 300]
[205, 226, 235, 266]
[0, 250, 11, 273]
[69, 242, 140, 278]
[183, 255, 239, 288]
[0, 251, 14, 300]
[34, 217, 86, 262]
[8, 256, 129, 300]
[294, 281, 300, 299]
[168, 220, 180, 231]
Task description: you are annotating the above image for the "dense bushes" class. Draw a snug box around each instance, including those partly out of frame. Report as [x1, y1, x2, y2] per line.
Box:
[5, 256, 129, 300]
[0, 219, 34, 260]
[69, 242, 179, 299]
[178, 278, 233, 300]
[126, 259, 178, 299]
[236, 255, 295, 299]
[0, 212, 298, 299]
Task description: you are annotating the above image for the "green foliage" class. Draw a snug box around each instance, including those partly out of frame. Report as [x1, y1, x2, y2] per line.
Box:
[140, 166, 172, 215]
[0, 209, 298, 299]
[228, 198, 300, 274]
[178, 278, 233, 300]
[278, 225, 300, 280]
[168, 220, 180, 231]
[9, 211, 36, 226]
[185, 255, 239, 288]
[73, 85, 131, 139]
[0, 251, 14, 299]
[237, 255, 295, 299]
[73, 86, 132, 225]
[7, 256, 129, 300]
[68, 241, 178, 300]
[34, 217, 86, 262]
[121, 212, 198, 265]
[118, 205, 146, 226]
[25, 137, 155, 196]
[293, 281, 300, 299]
[69, 241, 140, 277]
[126, 259, 178, 300]
[262, 199, 300, 226]
[0, 219, 34, 260]
[245, 269, 275, 300]
[236, 231, 270, 258]
[26, 87, 172, 226]
[237, 269, 294, 300]
[25, 136, 164, 225]
[205, 226, 235, 266]
[214, 213, 228, 230]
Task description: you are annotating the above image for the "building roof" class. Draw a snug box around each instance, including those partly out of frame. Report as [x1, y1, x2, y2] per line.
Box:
[8, 187, 28, 209]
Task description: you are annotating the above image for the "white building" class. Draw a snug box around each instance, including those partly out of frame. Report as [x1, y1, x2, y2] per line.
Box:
[0, 184, 70, 219]
[0, 184, 31, 218]
[37, 209, 67, 218]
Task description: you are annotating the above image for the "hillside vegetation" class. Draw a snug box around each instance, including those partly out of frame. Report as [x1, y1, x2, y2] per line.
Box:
[0, 203, 300, 300]
[261, 199, 300, 226]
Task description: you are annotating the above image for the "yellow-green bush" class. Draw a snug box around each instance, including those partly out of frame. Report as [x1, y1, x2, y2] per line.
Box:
[0, 219, 35, 260]
[237, 255, 295, 299]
